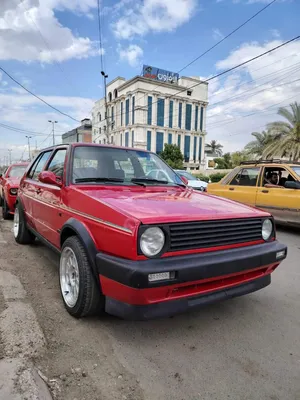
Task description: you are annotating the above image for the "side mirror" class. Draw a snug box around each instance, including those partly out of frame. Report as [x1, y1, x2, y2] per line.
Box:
[38, 171, 62, 187]
[284, 181, 300, 189]
[180, 176, 189, 185]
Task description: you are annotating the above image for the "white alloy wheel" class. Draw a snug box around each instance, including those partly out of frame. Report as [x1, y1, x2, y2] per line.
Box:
[13, 207, 20, 238]
[60, 246, 80, 308]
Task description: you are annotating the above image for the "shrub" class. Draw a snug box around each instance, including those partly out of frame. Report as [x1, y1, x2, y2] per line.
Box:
[194, 174, 209, 183]
[210, 172, 227, 183]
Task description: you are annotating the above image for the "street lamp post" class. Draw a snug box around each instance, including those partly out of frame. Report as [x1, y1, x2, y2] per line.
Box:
[48, 120, 58, 145]
[25, 136, 32, 161]
[101, 71, 109, 142]
[8, 149, 12, 165]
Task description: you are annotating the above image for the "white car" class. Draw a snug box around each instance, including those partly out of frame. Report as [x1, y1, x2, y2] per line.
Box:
[174, 170, 208, 191]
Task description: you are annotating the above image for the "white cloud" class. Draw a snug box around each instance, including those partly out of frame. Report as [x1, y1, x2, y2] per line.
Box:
[206, 38, 300, 152]
[118, 44, 143, 67]
[212, 28, 224, 41]
[112, 0, 198, 40]
[0, 0, 102, 63]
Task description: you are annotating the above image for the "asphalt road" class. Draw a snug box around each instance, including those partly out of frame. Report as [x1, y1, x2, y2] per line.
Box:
[0, 218, 299, 400]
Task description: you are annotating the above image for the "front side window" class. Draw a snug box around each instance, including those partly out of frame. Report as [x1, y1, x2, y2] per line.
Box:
[230, 167, 260, 187]
[28, 151, 52, 181]
[291, 166, 300, 179]
[263, 167, 296, 187]
[46, 149, 67, 179]
[8, 165, 27, 178]
[71, 146, 183, 186]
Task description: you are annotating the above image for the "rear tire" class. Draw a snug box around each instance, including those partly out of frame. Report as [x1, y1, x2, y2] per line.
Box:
[2, 197, 12, 220]
[13, 202, 35, 244]
[59, 236, 104, 318]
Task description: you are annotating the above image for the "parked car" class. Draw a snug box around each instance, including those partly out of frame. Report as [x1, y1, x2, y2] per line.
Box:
[0, 162, 29, 219]
[207, 160, 300, 227]
[174, 170, 208, 191]
[14, 145, 287, 320]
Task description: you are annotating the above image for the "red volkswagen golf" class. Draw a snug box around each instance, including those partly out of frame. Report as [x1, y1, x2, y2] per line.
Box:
[13, 144, 287, 320]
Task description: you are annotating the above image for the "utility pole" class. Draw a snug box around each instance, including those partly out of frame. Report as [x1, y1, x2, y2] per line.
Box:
[8, 149, 12, 165]
[101, 71, 109, 142]
[25, 136, 32, 161]
[48, 120, 58, 145]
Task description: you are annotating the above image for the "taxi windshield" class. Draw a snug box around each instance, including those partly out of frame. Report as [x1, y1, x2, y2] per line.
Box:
[291, 166, 300, 179]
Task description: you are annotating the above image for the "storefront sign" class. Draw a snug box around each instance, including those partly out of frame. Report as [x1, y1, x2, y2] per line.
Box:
[142, 65, 179, 84]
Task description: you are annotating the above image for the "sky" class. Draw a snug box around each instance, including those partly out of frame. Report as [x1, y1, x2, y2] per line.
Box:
[0, 0, 299, 163]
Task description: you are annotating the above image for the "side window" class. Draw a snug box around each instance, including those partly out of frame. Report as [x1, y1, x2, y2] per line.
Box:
[263, 167, 295, 187]
[28, 151, 52, 181]
[46, 149, 67, 179]
[230, 168, 260, 187]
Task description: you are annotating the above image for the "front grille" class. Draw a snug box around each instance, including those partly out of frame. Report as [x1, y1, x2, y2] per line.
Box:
[169, 218, 263, 252]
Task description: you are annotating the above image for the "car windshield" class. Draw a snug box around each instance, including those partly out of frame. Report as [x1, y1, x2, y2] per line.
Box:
[72, 146, 184, 186]
[8, 166, 27, 178]
[291, 166, 300, 179]
[178, 171, 196, 180]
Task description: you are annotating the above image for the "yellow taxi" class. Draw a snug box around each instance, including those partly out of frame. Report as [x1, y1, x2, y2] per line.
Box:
[207, 160, 300, 227]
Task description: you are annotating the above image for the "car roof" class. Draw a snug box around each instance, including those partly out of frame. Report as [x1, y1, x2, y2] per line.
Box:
[39, 143, 151, 153]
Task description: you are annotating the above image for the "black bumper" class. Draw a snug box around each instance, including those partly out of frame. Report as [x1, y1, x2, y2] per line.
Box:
[105, 275, 271, 320]
[96, 240, 287, 289]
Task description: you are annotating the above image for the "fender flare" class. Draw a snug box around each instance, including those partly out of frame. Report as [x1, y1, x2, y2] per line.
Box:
[60, 218, 99, 283]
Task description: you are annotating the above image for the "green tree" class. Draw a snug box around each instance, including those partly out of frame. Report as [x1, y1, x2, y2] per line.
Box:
[160, 144, 184, 169]
[244, 130, 274, 157]
[263, 102, 300, 160]
[231, 151, 249, 167]
[213, 153, 232, 169]
[206, 140, 223, 157]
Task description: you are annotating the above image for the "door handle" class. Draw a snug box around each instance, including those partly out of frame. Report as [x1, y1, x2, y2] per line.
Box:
[36, 188, 42, 194]
[229, 188, 234, 191]
[261, 189, 269, 193]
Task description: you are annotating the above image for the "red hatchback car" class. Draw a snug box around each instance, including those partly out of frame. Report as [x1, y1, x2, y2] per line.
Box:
[13, 144, 287, 320]
[0, 162, 28, 219]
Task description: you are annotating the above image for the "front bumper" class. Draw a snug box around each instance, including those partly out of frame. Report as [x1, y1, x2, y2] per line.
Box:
[96, 241, 287, 320]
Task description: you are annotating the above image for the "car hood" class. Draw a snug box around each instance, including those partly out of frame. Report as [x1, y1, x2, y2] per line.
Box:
[188, 179, 208, 188]
[75, 186, 269, 224]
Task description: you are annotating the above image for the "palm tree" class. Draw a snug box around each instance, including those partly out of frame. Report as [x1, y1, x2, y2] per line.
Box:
[206, 140, 223, 156]
[263, 102, 300, 160]
[244, 130, 274, 157]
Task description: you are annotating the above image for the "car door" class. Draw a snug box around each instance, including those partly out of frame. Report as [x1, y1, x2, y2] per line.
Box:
[34, 148, 67, 247]
[0, 167, 8, 200]
[20, 151, 53, 229]
[217, 167, 260, 206]
[256, 166, 300, 225]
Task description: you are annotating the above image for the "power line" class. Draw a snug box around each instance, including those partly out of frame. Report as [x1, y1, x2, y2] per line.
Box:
[0, 66, 80, 122]
[0, 122, 61, 136]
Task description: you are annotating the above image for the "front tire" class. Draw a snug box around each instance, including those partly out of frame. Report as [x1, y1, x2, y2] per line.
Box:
[59, 236, 104, 318]
[2, 197, 12, 220]
[13, 202, 35, 244]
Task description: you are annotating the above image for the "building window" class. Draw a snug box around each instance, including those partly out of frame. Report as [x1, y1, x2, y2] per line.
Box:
[99, 127, 101, 134]
[103, 138, 106, 144]
[147, 96, 152, 125]
[157, 98, 165, 127]
[132, 130, 134, 147]
[195, 105, 199, 131]
[178, 103, 182, 128]
[200, 106, 204, 131]
[125, 131, 129, 147]
[169, 100, 173, 128]
[168, 133, 172, 145]
[184, 135, 190, 162]
[147, 131, 151, 151]
[94, 129, 97, 136]
[121, 102, 123, 126]
[120, 133, 122, 146]
[177, 134, 181, 149]
[98, 112, 101, 122]
[156, 132, 164, 154]
[193, 136, 197, 161]
[114, 89, 118, 99]
[125, 99, 130, 126]
[111, 106, 114, 123]
[199, 136, 202, 162]
[108, 92, 112, 102]
[185, 104, 192, 131]
[187, 90, 192, 96]
[132, 96, 135, 125]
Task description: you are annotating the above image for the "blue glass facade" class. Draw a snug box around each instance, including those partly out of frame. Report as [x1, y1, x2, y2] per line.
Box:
[156, 132, 164, 153]
[121, 102, 123, 126]
[169, 100, 173, 128]
[120, 133, 122, 146]
[200, 107, 204, 131]
[178, 103, 182, 128]
[132, 96, 135, 124]
[195, 105, 198, 131]
[177, 134, 181, 148]
[132, 130, 134, 147]
[125, 131, 129, 147]
[168, 133, 172, 144]
[193, 136, 197, 161]
[157, 98, 165, 127]
[147, 131, 151, 151]
[184, 135, 190, 162]
[147, 96, 152, 125]
[199, 136, 202, 161]
[125, 99, 129, 126]
[185, 104, 192, 131]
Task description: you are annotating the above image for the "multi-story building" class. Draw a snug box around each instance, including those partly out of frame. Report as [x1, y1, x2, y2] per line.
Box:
[62, 118, 92, 144]
[91, 67, 208, 170]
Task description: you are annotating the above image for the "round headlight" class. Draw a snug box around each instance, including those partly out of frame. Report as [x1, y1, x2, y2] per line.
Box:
[262, 219, 273, 241]
[140, 227, 165, 257]
[10, 188, 18, 195]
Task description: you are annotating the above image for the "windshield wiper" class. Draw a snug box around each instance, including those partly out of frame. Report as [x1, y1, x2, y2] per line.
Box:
[75, 177, 124, 183]
[131, 178, 169, 185]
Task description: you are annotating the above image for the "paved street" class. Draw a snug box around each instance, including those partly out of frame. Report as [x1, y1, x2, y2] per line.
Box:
[0, 217, 299, 400]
